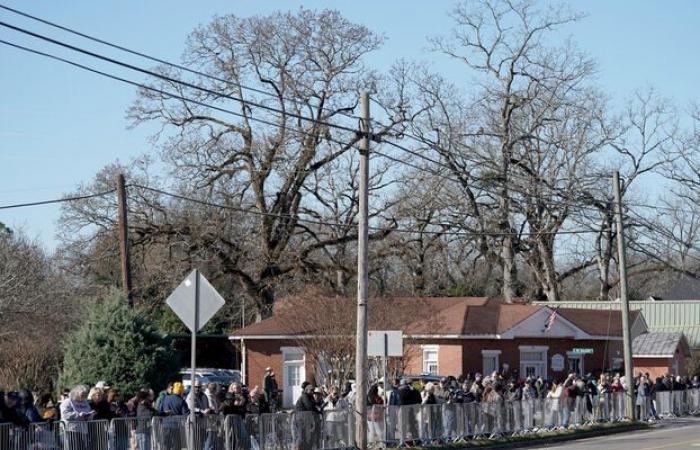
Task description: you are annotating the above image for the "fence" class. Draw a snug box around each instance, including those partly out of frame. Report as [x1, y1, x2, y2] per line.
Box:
[2, 389, 699, 450]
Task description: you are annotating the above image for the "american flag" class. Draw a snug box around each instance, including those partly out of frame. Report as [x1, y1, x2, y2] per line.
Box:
[543, 308, 558, 333]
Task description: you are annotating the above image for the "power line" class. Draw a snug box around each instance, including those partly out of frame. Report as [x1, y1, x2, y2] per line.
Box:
[0, 3, 363, 122]
[0, 189, 115, 210]
[0, 20, 361, 135]
[0, 39, 363, 156]
[135, 183, 600, 237]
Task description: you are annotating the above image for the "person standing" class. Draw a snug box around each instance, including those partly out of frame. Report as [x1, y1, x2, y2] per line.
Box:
[60, 385, 97, 450]
[263, 368, 279, 412]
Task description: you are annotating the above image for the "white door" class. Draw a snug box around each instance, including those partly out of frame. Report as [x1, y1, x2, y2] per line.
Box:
[283, 363, 303, 408]
[282, 347, 305, 408]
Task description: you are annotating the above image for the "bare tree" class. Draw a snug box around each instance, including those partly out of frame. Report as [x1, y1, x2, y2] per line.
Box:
[61, 10, 411, 321]
[408, 0, 596, 301]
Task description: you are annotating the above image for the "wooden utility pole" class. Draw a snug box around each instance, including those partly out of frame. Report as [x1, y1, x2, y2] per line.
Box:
[613, 171, 635, 420]
[354, 91, 370, 450]
[116, 173, 133, 307]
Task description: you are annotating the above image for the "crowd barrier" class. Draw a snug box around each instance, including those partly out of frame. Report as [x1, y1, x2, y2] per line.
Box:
[2, 390, 700, 450]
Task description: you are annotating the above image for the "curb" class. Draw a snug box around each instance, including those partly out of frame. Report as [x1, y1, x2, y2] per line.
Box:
[394, 422, 650, 450]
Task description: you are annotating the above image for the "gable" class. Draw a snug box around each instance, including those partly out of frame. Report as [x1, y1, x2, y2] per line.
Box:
[500, 307, 592, 339]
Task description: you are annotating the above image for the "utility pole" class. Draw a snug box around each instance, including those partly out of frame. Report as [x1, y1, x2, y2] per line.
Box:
[116, 173, 133, 307]
[613, 171, 635, 421]
[354, 91, 370, 450]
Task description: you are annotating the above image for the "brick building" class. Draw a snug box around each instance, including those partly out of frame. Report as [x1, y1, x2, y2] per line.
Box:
[229, 297, 647, 408]
[632, 331, 691, 379]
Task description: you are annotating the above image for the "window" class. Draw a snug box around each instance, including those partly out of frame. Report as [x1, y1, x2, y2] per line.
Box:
[482, 350, 501, 375]
[422, 345, 439, 375]
[283, 350, 304, 362]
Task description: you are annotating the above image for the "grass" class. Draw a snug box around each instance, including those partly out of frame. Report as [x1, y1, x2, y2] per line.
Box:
[387, 421, 650, 449]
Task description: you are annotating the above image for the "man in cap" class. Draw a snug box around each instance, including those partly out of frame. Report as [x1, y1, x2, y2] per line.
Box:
[95, 381, 110, 390]
[263, 367, 279, 412]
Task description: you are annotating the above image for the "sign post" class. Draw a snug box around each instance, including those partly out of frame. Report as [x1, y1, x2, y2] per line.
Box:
[368, 330, 402, 446]
[166, 269, 225, 449]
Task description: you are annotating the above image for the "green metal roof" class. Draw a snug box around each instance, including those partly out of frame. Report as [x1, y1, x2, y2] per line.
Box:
[534, 300, 700, 349]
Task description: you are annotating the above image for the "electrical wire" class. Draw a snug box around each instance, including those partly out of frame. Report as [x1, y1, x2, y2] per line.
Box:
[0, 3, 364, 121]
[0, 20, 361, 135]
[135, 183, 601, 237]
[0, 189, 115, 210]
[0, 24, 639, 215]
[0, 39, 364, 157]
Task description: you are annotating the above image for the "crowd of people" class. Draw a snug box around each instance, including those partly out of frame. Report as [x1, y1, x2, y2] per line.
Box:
[2, 368, 700, 448]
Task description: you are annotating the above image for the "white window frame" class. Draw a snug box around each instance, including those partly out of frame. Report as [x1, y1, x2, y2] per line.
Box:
[482, 350, 501, 376]
[422, 345, 439, 375]
[281, 346, 305, 384]
[519, 345, 548, 379]
[566, 351, 584, 375]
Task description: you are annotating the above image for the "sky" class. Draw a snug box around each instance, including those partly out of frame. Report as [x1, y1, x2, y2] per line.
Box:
[1, 0, 699, 252]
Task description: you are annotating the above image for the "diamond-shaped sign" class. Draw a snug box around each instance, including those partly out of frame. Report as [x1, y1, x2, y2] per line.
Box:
[166, 270, 225, 332]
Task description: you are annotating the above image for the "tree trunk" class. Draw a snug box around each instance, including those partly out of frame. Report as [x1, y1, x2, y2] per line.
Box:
[501, 235, 517, 302]
[537, 238, 560, 302]
[596, 214, 614, 301]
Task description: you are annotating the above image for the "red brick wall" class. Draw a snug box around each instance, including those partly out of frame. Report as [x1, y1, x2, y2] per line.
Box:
[243, 339, 314, 390]
[405, 338, 618, 380]
[243, 337, 623, 388]
[634, 358, 671, 379]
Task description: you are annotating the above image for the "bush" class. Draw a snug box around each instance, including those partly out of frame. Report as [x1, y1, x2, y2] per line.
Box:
[59, 291, 178, 395]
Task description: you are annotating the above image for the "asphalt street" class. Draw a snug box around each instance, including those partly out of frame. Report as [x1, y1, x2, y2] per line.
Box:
[526, 417, 700, 450]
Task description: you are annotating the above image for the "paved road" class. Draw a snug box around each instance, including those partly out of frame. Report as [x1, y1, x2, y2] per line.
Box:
[529, 417, 700, 450]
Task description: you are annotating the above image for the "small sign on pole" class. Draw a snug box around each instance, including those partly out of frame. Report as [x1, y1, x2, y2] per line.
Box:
[572, 348, 594, 355]
[166, 269, 225, 449]
[368, 330, 403, 357]
[368, 330, 402, 444]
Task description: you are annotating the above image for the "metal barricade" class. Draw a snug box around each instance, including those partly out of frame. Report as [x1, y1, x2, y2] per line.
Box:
[60, 419, 109, 450]
[689, 388, 700, 414]
[519, 398, 537, 432]
[322, 407, 352, 449]
[611, 392, 626, 421]
[223, 415, 250, 450]
[397, 404, 421, 446]
[110, 417, 153, 450]
[259, 413, 294, 450]
[570, 396, 590, 426]
[543, 397, 561, 429]
[478, 400, 504, 438]
[655, 391, 674, 418]
[366, 404, 384, 446]
[445, 403, 466, 441]
[504, 399, 522, 435]
[152, 416, 187, 450]
[382, 405, 398, 447]
[29, 421, 62, 450]
[673, 390, 687, 416]
[418, 404, 443, 444]
[190, 414, 225, 450]
[291, 412, 322, 450]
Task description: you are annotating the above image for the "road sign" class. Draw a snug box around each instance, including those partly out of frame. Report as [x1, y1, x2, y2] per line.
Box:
[368, 330, 403, 357]
[165, 269, 225, 450]
[572, 348, 594, 354]
[166, 269, 225, 332]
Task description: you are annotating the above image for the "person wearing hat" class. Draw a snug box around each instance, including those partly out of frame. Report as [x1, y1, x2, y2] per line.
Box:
[95, 381, 110, 390]
[158, 382, 189, 416]
[263, 367, 279, 412]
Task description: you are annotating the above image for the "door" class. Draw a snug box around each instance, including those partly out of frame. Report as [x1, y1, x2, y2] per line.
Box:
[283, 363, 303, 408]
[282, 347, 305, 408]
[522, 364, 538, 379]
